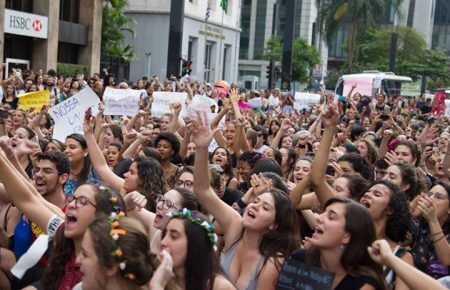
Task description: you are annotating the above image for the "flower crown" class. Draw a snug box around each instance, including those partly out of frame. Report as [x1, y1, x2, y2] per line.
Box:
[108, 211, 135, 281]
[167, 208, 217, 246]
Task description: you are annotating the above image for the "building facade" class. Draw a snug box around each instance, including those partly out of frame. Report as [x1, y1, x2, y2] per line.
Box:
[125, 0, 241, 83]
[0, 0, 102, 76]
[238, 0, 327, 89]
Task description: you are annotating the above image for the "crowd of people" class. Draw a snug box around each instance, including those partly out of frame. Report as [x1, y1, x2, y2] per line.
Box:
[0, 67, 447, 290]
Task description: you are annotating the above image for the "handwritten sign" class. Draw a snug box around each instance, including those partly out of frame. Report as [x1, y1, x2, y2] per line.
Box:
[18, 90, 50, 112]
[103, 87, 142, 116]
[152, 92, 188, 118]
[49, 87, 100, 142]
[294, 92, 321, 111]
[190, 94, 218, 114]
[276, 259, 334, 290]
[248, 97, 262, 109]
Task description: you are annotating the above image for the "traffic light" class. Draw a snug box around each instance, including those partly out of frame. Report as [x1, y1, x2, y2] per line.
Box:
[266, 66, 271, 79]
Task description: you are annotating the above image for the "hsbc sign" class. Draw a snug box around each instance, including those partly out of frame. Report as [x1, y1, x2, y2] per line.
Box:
[4, 9, 48, 39]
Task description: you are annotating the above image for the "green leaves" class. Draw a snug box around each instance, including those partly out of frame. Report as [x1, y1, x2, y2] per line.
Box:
[102, 0, 136, 62]
[262, 36, 321, 83]
[358, 26, 449, 82]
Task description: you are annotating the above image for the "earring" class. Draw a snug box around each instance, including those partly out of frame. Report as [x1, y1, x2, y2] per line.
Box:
[340, 244, 346, 251]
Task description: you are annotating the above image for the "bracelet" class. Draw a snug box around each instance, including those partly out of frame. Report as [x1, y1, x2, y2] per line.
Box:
[432, 235, 445, 244]
[430, 231, 443, 237]
[236, 198, 247, 209]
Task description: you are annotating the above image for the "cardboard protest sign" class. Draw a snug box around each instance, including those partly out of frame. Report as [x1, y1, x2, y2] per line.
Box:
[151, 92, 188, 118]
[103, 87, 142, 116]
[49, 87, 100, 142]
[294, 92, 321, 111]
[18, 90, 50, 112]
[276, 259, 334, 290]
[248, 97, 262, 109]
[189, 94, 218, 115]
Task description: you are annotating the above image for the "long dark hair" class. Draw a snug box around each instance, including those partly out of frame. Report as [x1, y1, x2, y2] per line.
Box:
[306, 198, 386, 289]
[259, 189, 300, 272]
[210, 146, 235, 178]
[168, 212, 224, 290]
[66, 133, 92, 186]
[42, 181, 126, 289]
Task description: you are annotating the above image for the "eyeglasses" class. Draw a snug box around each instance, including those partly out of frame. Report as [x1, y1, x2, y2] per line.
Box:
[156, 194, 177, 210]
[427, 191, 449, 200]
[66, 195, 97, 208]
[176, 180, 194, 188]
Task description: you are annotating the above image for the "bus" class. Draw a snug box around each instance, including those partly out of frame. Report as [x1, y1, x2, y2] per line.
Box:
[335, 71, 412, 97]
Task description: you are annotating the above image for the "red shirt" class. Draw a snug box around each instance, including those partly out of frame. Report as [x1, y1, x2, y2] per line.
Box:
[58, 254, 82, 290]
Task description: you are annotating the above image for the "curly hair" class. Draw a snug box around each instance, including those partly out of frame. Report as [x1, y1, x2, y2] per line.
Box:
[134, 156, 166, 212]
[391, 163, 421, 201]
[338, 153, 374, 181]
[385, 188, 412, 243]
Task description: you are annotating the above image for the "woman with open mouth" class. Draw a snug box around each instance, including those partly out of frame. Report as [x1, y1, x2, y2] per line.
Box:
[191, 111, 300, 290]
[0, 141, 127, 290]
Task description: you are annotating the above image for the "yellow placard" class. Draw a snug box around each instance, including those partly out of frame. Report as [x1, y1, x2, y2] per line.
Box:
[18, 90, 50, 112]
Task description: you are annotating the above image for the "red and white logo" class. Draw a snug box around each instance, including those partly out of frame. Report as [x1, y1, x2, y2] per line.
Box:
[32, 19, 42, 32]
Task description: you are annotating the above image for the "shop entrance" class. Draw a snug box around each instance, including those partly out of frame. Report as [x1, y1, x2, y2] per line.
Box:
[5, 58, 30, 76]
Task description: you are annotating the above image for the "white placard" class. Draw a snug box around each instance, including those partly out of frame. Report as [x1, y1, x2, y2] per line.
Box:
[248, 97, 262, 108]
[151, 92, 188, 118]
[49, 87, 100, 142]
[294, 92, 321, 110]
[103, 87, 142, 116]
[445, 100, 450, 117]
[189, 94, 218, 114]
[4, 9, 48, 39]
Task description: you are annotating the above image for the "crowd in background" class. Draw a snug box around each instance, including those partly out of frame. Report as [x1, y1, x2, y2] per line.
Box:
[0, 67, 447, 290]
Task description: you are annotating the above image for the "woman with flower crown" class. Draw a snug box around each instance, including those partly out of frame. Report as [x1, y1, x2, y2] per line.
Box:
[76, 214, 176, 290]
[161, 208, 235, 290]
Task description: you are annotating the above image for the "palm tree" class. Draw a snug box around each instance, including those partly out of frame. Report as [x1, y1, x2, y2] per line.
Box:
[315, 0, 403, 72]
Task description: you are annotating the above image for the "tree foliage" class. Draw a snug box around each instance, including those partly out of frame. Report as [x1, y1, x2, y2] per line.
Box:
[262, 36, 321, 83]
[262, 36, 283, 62]
[315, 0, 403, 72]
[102, 0, 136, 62]
[358, 26, 449, 81]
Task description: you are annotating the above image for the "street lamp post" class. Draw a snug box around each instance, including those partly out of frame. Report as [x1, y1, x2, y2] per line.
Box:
[145, 52, 152, 78]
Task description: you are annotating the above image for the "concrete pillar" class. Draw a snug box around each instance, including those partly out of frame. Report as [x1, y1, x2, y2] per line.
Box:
[0, 0, 5, 66]
[79, 0, 103, 76]
[32, 0, 60, 72]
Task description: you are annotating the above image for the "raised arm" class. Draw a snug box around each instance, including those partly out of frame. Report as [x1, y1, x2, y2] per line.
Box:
[417, 195, 450, 266]
[271, 119, 290, 149]
[192, 111, 243, 248]
[83, 111, 125, 193]
[310, 105, 339, 207]
[0, 150, 62, 231]
[368, 239, 447, 290]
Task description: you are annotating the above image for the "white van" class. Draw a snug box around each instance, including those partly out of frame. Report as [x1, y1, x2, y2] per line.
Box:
[335, 71, 412, 97]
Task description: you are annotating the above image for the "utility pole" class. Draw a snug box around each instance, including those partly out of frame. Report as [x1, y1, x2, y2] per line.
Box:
[167, 0, 185, 78]
[268, 3, 278, 90]
[281, 0, 295, 91]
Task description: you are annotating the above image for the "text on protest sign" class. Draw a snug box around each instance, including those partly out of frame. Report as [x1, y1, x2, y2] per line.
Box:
[49, 87, 100, 142]
[188, 94, 218, 116]
[276, 259, 334, 290]
[18, 90, 50, 112]
[103, 87, 142, 116]
[151, 92, 188, 118]
[294, 92, 321, 110]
